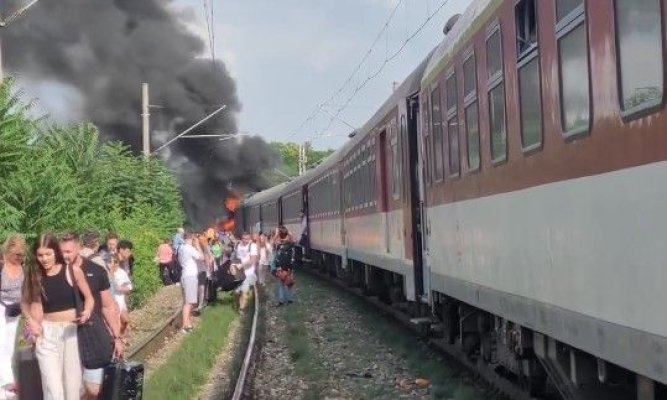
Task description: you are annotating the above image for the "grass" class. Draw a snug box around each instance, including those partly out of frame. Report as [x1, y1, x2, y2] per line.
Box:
[279, 286, 326, 399]
[143, 294, 238, 400]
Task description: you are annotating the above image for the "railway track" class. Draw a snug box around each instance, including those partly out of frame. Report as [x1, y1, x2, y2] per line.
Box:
[230, 284, 260, 400]
[126, 308, 183, 362]
[301, 260, 536, 400]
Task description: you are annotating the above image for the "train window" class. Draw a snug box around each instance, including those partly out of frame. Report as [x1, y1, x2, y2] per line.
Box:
[447, 117, 460, 176]
[487, 29, 503, 79]
[557, 0, 583, 23]
[557, 1, 589, 136]
[465, 103, 480, 171]
[463, 54, 477, 99]
[446, 72, 459, 176]
[486, 26, 507, 163]
[446, 74, 458, 113]
[516, 0, 538, 59]
[431, 86, 444, 181]
[391, 122, 401, 200]
[614, 0, 663, 116]
[519, 56, 543, 150]
[422, 99, 432, 185]
[464, 52, 480, 171]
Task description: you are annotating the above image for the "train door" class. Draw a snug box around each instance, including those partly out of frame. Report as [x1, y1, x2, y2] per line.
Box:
[408, 93, 429, 303]
[301, 184, 309, 252]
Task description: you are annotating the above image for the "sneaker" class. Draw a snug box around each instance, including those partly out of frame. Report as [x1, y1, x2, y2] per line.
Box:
[181, 326, 193, 334]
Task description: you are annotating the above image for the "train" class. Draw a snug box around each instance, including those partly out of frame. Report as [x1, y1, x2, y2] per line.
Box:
[236, 1, 667, 399]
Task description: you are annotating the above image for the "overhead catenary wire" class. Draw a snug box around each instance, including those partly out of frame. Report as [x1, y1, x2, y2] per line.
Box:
[306, 0, 453, 143]
[287, 0, 405, 139]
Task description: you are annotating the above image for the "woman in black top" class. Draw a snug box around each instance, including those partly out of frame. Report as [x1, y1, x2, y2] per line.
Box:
[22, 233, 94, 400]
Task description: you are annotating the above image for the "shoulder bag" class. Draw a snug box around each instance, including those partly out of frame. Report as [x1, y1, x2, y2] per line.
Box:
[69, 264, 114, 369]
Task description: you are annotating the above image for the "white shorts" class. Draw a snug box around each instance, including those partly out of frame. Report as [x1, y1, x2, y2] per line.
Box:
[83, 367, 104, 385]
[235, 271, 256, 294]
[181, 276, 198, 304]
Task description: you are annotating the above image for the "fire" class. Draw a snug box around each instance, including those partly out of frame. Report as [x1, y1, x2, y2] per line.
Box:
[224, 195, 239, 212]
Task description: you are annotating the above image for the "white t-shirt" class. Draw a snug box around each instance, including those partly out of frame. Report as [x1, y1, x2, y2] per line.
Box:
[235, 242, 258, 275]
[178, 243, 202, 278]
[113, 268, 132, 311]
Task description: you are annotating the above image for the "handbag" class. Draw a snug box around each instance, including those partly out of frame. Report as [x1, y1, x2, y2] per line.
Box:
[69, 264, 114, 369]
[1, 301, 21, 318]
[276, 268, 295, 287]
[101, 358, 144, 400]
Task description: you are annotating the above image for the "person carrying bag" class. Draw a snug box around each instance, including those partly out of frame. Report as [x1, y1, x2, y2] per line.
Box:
[68, 264, 114, 370]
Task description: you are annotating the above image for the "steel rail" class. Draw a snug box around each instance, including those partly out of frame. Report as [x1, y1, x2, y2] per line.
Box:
[231, 284, 260, 400]
[127, 308, 183, 362]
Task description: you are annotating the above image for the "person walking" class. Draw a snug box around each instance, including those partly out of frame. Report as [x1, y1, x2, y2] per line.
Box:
[80, 231, 105, 268]
[178, 232, 202, 333]
[22, 233, 96, 400]
[272, 226, 295, 306]
[59, 232, 123, 400]
[257, 233, 271, 286]
[155, 239, 173, 286]
[117, 241, 134, 278]
[234, 232, 258, 311]
[0, 235, 26, 399]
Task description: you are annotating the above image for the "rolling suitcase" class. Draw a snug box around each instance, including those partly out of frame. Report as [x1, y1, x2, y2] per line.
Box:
[16, 346, 43, 400]
[100, 359, 144, 400]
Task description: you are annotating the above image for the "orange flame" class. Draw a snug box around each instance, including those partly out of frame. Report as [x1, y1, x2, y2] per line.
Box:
[224, 195, 239, 212]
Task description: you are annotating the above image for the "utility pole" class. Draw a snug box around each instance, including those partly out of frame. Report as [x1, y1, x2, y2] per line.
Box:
[298, 142, 309, 175]
[0, 0, 40, 81]
[141, 83, 150, 157]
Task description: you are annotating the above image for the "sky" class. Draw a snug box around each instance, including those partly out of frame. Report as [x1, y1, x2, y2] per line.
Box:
[173, 0, 473, 150]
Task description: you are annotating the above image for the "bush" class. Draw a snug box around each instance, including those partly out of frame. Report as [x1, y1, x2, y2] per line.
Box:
[0, 78, 184, 306]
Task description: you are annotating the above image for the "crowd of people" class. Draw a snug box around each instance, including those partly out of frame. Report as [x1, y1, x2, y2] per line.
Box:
[166, 224, 298, 333]
[0, 223, 300, 400]
[0, 230, 135, 400]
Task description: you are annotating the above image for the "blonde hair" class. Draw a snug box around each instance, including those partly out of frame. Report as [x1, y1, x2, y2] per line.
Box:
[2, 234, 26, 258]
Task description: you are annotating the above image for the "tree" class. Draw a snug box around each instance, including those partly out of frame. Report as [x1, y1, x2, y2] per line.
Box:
[268, 141, 335, 183]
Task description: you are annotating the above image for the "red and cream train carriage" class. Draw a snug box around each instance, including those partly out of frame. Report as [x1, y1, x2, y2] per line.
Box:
[239, 0, 667, 397]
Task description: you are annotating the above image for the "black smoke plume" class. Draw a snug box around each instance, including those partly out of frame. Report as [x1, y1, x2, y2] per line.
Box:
[2, 0, 278, 228]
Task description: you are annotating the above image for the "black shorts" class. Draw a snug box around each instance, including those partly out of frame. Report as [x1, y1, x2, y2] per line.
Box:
[197, 271, 207, 286]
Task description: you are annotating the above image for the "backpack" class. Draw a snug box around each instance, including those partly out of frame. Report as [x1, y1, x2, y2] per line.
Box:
[274, 242, 294, 269]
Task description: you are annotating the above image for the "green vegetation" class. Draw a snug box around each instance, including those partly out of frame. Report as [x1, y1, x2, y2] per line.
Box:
[144, 296, 237, 399]
[264, 142, 335, 185]
[0, 79, 184, 306]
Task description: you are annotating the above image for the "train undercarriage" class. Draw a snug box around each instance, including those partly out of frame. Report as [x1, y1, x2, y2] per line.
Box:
[306, 248, 666, 400]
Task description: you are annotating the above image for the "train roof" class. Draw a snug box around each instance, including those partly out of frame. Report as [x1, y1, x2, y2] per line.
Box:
[422, 0, 500, 86]
[295, 50, 434, 184]
[243, 181, 289, 206]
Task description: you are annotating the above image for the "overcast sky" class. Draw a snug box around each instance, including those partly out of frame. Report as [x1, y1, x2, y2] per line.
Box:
[175, 0, 472, 149]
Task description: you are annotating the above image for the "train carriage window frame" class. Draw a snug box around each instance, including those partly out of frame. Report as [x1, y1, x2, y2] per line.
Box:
[463, 49, 481, 172]
[556, 0, 591, 139]
[446, 69, 461, 178]
[390, 119, 402, 200]
[613, 0, 664, 121]
[486, 23, 508, 165]
[430, 84, 445, 182]
[516, 0, 544, 154]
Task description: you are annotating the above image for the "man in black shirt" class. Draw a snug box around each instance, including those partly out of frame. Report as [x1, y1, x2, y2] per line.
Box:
[60, 232, 123, 400]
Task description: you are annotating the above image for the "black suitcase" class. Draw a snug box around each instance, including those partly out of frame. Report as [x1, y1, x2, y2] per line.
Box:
[16, 346, 43, 400]
[100, 360, 144, 400]
[207, 278, 218, 303]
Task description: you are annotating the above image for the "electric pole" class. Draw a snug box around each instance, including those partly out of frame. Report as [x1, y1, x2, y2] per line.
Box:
[0, 0, 40, 81]
[141, 83, 150, 157]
